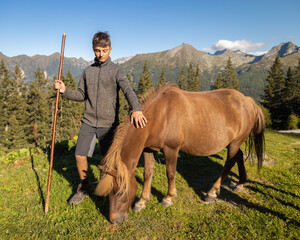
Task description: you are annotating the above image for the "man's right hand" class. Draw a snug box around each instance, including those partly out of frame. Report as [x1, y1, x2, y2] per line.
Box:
[55, 80, 66, 93]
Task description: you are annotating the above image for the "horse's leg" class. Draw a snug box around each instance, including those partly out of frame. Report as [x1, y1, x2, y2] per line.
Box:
[204, 144, 242, 202]
[234, 149, 247, 193]
[133, 152, 156, 212]
[161, 147, 179, 207]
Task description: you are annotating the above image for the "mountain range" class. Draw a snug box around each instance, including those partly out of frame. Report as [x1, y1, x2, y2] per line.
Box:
[1, 41, 299, 101]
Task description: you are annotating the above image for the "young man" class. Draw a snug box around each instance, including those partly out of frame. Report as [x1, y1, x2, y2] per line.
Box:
[55, 32, 147, 205]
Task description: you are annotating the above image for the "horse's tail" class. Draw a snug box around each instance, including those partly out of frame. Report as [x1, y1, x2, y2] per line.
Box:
[247, 100, 265, 171]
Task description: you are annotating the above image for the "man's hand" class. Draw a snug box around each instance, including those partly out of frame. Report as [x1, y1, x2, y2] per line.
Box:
[54, 80, 66, 93]
[131, 111, 147, 128]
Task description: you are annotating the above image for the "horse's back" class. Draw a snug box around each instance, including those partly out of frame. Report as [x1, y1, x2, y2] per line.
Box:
[150, 87, 258, 156]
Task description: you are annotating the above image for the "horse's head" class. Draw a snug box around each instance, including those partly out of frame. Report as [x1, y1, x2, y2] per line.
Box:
[96, 156, 137, 225]
[108, 169, 137, 225]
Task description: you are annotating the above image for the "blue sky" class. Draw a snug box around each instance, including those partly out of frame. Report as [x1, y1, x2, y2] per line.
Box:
[1, 0, 299, 61]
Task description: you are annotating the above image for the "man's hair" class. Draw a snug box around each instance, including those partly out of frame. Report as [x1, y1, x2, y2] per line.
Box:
[92, 31, 111, 48]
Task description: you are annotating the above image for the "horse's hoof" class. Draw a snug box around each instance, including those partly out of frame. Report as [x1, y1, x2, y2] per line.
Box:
[133, 202, 146, 213]
[234, 184, 245, 193]
[161, 197, 173, 207]
[204, 193, 217, 203]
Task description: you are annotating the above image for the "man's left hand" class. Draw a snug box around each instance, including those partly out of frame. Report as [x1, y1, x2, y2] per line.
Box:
[131, 111, 147, 128]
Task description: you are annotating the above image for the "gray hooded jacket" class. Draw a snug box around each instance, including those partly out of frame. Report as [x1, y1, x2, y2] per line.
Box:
[62, 57, 142, 128]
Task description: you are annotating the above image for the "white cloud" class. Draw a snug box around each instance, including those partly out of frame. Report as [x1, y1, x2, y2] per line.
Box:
[203, 40, 265, 53]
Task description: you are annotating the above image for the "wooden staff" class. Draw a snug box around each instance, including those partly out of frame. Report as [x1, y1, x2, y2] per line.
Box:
[45, 33, 66, 214]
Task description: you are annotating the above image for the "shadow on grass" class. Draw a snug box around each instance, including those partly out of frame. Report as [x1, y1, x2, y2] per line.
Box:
[247, 180, 300, 212]
[34, 143, 298, 226]
[136, 151, 299, 226]
[30, 152, 45, 208]
[42, 144, 111, 222]
[222, 182, 300, 226]
[136, 151, 237, 202]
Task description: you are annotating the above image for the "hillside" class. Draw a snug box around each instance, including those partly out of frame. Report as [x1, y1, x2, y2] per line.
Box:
[1, 41, 299, 101]
[0, 52, 91, 82]
[120, 42, 299, 101]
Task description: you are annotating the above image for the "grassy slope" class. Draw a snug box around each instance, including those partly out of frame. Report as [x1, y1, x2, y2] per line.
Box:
[0, 130, 299, 240]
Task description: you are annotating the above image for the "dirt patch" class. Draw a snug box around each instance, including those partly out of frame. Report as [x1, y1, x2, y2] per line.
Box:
[278, 129, 300, 133]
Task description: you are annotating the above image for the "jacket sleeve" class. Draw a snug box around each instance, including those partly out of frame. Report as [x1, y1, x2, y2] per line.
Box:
[61, 70, 86, 102]
[117, 68, 142, 112]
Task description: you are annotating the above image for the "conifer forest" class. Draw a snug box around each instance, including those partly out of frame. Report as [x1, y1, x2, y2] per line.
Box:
[0, 56, 299, 152]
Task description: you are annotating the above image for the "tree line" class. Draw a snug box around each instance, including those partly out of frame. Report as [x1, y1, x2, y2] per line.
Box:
[261, 56, 300, 129]
[0, 59, 203, 152]
[1, 56, 299, 152]
[0, 60, 83, 151]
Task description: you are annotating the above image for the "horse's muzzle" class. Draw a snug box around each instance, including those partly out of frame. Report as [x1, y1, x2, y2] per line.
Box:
[110, 212, 128, 225]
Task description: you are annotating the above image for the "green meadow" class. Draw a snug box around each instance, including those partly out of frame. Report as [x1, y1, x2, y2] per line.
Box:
[0, 130, 299, 239]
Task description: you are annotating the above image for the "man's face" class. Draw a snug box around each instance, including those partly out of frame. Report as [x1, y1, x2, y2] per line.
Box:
[93, 45, 112, 62]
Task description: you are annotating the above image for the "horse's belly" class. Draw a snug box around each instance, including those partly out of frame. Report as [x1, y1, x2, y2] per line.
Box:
[180, 130, 234, 156]
[180, 142, 226, 156]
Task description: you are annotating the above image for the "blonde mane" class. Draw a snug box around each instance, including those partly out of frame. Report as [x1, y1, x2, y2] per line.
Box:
[95, 84, 178, 197]
[94, 117, 131, 197]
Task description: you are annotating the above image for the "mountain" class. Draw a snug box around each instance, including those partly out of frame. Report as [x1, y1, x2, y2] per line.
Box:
[0, 52, 91, 82]
[263, 41, 299, 59]
[120, 43, 257, 91]
[0, 42, 299, 101]
[113, 56, 133, 64]
[122, 43, 256, 71]
[120, 42, 299, 101]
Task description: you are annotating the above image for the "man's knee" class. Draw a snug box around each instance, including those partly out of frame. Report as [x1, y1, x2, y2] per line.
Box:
[75, 155, 87, 162]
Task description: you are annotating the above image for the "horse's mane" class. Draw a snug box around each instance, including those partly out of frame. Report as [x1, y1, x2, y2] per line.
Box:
[94, 83, 178, 197]
[139, 83, 178, 107]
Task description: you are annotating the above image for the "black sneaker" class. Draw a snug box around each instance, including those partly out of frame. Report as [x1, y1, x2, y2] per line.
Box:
[68, 180, 89, 206]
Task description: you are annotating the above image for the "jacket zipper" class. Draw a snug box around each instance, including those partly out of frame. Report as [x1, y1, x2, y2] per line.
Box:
[95, 64, 101, 126]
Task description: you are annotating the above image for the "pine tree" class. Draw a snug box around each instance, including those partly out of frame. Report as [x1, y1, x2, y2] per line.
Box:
[222, 57, 240, 91]
[194, 65, 202, 90]
[283, 67, 299, 128]
[213, 72, 223, 90]
[158, 70, 167, 86]
[187, 64, 202, 91]
[119, 72, 135, 121]
[27, 67, 51, 148]
[262, 55, 286, 129]
[56, 70, 83, 141]
[0, 63, 30, 150]
[186, 63, 195, 90]
[177, 66, 187, 90]
[284, 67, 294, 102]
[0, 60, 11, 149]
[296, 59, 300, 90]
[7, 65, 29, 149]
[137, 61, 153, 98]
[292, 58, 300, 117]
[263, 55, 284, 105]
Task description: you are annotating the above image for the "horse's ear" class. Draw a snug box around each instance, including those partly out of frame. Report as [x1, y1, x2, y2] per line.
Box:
[98, 165, 118, 178]
[98, 165, 105, 171]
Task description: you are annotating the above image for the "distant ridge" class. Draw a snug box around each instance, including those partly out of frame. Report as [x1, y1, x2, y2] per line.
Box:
[263, 42, 299, 59]
[0, 52, 91, 82]
[1, 41, 299, 101]
[113, 56, 133, 64]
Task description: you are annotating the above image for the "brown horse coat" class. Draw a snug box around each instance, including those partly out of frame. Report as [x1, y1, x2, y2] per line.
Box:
[95, 84, 265, 225]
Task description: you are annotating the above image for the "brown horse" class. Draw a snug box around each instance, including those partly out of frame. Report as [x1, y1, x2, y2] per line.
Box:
[95, 84, 265, 225]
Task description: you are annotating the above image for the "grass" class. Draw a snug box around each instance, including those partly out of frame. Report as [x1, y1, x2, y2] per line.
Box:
[0, 130, 299, 239]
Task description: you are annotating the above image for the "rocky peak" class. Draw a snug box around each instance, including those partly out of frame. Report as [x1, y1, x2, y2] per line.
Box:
[264, 42, 299, 59]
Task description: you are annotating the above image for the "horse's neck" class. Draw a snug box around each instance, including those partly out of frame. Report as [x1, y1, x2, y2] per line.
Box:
[120, 127, 147, 170]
